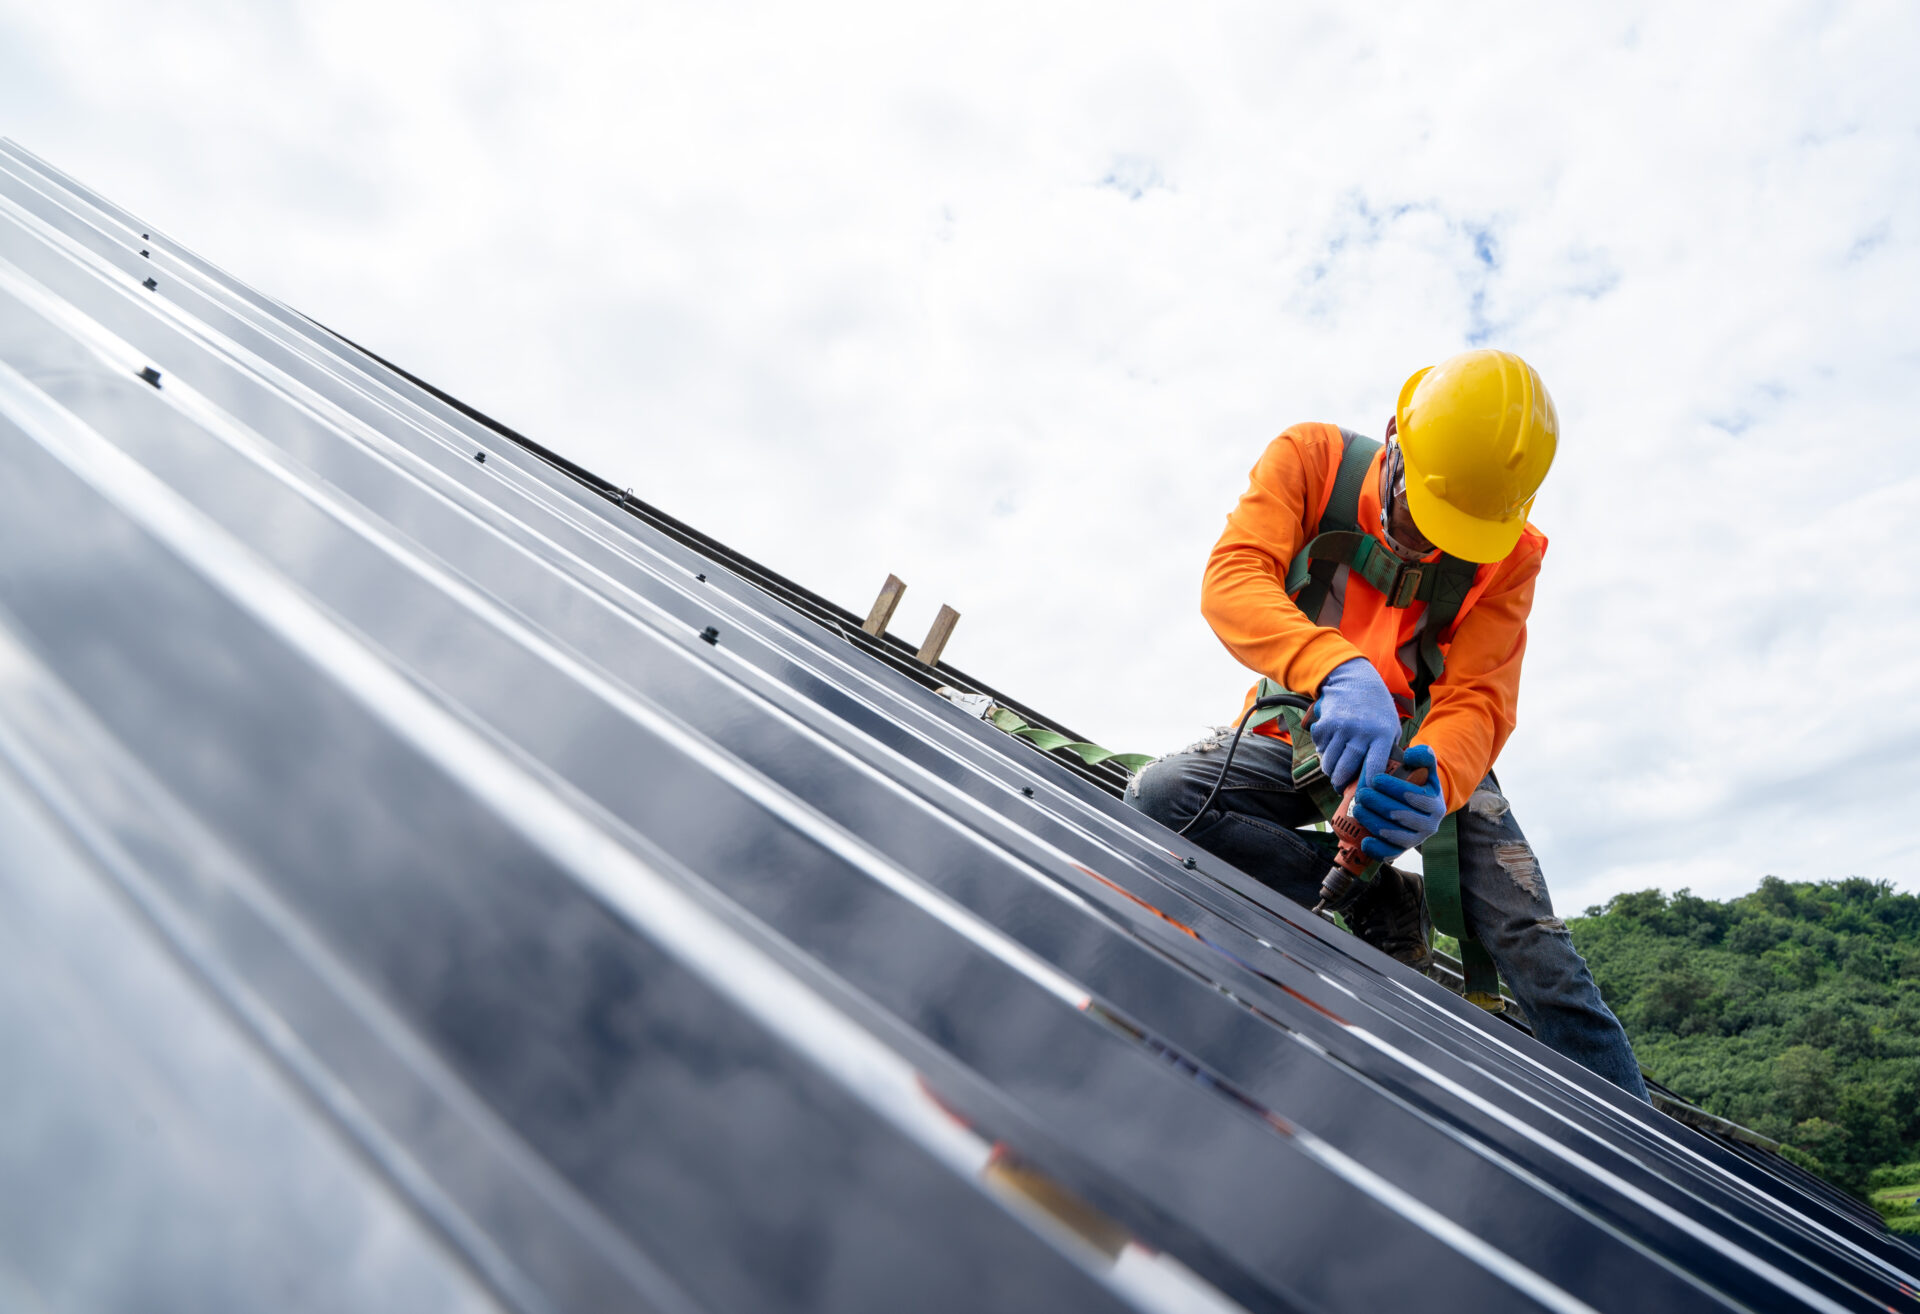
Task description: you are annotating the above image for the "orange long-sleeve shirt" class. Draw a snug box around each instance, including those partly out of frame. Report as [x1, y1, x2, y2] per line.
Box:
[1201, 422, 1547, 811]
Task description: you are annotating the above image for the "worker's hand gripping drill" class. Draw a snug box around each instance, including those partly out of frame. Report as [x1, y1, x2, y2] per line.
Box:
[1351, 745, 1446, 859]
[1312, 743, 1446, 914]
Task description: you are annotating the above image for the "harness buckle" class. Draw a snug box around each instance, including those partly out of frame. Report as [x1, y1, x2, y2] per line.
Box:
[1382, 559, 1425, 608]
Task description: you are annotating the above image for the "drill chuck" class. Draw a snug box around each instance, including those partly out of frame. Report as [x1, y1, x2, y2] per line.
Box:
[1313, 750, 1428, 915]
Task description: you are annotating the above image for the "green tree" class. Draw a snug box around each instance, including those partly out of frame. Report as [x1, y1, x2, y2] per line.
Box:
[1570, 876, 1920, 1199]
[1774, 1045, 1835, 1122]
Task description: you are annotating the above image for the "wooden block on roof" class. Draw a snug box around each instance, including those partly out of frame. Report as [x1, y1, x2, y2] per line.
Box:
[862, 574, 907, 636]
[916, 604, 960, 666]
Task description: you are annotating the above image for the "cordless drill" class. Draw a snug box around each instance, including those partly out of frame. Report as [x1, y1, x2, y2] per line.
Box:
[1311, 741, 1429, 914]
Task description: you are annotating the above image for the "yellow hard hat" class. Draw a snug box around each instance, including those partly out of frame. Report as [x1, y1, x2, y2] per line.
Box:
[1395, 349, 1558, 563]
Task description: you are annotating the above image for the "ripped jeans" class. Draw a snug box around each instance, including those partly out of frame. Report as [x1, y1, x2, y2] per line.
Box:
[1127, 730, 1648, 1101]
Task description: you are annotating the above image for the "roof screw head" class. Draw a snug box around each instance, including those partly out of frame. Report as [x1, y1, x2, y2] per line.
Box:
[700, 625, 719, 645]
[1021, 786, 1034, 797]
[695, 573, 707, 583]
[140, 249, 149, 257]
[141, 277, 157, 291]
[1183, 856, 1197, 870]
[474, 451, 487, 463]
[137, 366, 162, 388]
[141, 233, 149, 240]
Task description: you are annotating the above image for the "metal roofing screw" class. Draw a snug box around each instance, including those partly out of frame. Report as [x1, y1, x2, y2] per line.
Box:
[700, 626, 719, 645]
[137, 366, 161, 388]
[1021, 786, 1034, 797]
[695, 573, 707, 583]
[140, 249, 149, 257]
[474, 451, 487, 463]
[141, 233, 149, 239]
[142, 277, 157, 291]
[1182, 856, 1197, 870]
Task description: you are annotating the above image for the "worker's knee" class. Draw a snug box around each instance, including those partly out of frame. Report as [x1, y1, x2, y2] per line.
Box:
[1477, 912, 1592, 1003]
[1124, 754, 1201, 829]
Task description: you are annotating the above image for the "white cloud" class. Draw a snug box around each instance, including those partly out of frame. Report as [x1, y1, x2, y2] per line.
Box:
[3, 0, 1917, 912]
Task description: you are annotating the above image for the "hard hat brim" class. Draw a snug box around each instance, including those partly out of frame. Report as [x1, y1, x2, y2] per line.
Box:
[1402, 467, 1529, 564]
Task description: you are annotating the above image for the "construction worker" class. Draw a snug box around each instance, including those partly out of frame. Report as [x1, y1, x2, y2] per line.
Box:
[1127, 350, 1648, 1101]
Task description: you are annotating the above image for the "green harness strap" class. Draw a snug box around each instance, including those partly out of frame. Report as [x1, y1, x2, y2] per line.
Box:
[1286, 524, 1478, 615]
[1247, 676, 1341, 817]
[1252, 429, 1503, 1007]
[1418, 811, 1501, 1001]
[1288, 429, 1383, 625]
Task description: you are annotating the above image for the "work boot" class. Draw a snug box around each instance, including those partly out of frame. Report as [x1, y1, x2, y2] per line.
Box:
[1346, 863, 1432, 970]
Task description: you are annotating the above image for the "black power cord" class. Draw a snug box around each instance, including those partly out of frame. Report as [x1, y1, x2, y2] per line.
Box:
[1174, 691, 1314, 837]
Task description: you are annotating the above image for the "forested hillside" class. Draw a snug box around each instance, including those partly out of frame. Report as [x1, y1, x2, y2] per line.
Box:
[1568, 878, 1920, 1229]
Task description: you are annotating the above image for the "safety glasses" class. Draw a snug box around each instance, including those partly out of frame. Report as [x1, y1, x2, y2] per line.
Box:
[1377, 439, 1433, 561]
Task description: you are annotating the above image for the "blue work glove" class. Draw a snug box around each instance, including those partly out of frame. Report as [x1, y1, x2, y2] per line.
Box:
[1351, 744, 1447, 861]
[1311, 658, 1400, 790]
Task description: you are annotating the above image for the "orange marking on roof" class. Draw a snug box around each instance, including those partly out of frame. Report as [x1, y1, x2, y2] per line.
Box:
[1265, 975, 1348, 1025]
[1071, 862, 1200, 940]
[914, 1073, 974, 1131]
[1072, 866, 1352, 1025]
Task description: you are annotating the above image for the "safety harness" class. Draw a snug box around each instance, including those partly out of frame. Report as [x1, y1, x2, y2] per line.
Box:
[1244, 429, 1504, 1006]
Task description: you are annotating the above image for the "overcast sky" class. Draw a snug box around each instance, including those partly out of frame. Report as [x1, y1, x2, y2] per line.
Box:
[4, 0, 1916, 913]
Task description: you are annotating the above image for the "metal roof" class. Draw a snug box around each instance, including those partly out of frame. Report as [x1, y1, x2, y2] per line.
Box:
[0, 139, 1914, 1313]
